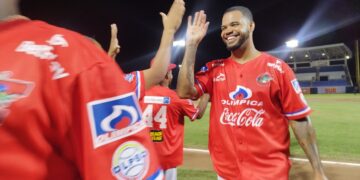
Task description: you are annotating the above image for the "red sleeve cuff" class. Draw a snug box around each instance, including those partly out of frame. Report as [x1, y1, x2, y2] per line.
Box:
[193, 83, 205, 100]
[285, 107, 312, 120]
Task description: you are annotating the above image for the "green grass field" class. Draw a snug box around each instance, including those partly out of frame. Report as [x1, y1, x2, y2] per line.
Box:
[290, 94, 360, 161]
[178, 168, 217, 179]
[180, 94, 360, 179]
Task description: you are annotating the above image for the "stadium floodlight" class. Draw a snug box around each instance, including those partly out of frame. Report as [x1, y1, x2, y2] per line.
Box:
[285, 39, 298, 48]
[173, 40, 185, 47]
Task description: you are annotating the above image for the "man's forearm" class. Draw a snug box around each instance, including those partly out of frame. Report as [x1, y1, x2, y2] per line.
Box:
[290, 117, 327, 178]
[177, 43, 198, 98]
[152, 29, 175, 70]
[144, 30, 175, 89]
[195, 93, 210, 119]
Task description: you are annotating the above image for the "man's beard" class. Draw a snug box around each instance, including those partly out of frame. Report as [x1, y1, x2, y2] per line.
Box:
[225, 30, 250, 51]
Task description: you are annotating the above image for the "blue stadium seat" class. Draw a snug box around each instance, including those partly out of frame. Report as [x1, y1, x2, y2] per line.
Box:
[295, 67, 317, 73]
[319, 66, 344, 72]
[312, 79, 349, 86]
[299, 81, 311, 87]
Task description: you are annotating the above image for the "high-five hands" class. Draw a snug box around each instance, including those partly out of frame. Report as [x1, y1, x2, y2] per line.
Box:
[108, 23, 121, 59]
[160, 0, 186, 33]
[186, 10, 209, 46]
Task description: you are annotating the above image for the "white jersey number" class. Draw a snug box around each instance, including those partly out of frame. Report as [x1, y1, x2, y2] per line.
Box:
[142, 105, 167, 129]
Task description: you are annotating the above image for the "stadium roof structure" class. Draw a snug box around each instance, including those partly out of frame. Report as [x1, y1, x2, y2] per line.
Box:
[268, 43, 353, 63]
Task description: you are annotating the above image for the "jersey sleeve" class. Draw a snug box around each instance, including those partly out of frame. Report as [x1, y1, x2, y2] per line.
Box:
[194, 63, 213, 99]
[177, 98, 199, 121]
[59, 35, 162, 179]
[278, 61, 312, 120]
[123, 70, 145, 100]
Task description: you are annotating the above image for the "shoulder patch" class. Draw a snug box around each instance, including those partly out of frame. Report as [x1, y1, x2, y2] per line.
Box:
[111, 141, 150, 179]
[199, 66, 209, 73]
[291, 79, 302, 94]
[124, 73, 135, 83]
[87, 93, 146, 148]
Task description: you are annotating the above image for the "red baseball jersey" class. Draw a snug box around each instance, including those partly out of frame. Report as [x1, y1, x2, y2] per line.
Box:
[194, 53, 311, 179]
[139, 85, 199, 170]
[0, 19, 163, 180]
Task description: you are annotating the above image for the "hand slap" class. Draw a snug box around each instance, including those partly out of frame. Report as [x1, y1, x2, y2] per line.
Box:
[160, 0, 186, 32]
[108, 23, 121, 59]
[186, 10, 209, 45]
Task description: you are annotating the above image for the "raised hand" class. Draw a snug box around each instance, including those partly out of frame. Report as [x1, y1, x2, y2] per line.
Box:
[160, 0, 185, 33]
[108, 23, 121, 59]
[186, 10, 209, 46]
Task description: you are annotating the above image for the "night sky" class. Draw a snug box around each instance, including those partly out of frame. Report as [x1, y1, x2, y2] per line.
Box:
[20, 0, 360, 73]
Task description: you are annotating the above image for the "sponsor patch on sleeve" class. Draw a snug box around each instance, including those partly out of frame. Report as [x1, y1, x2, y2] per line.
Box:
[291, 79, 302, 94]
[87, 93, 146, 148]
[111, 141, 150, 179]
[199, 66, 208, 72]
[124, 73, 135, 83]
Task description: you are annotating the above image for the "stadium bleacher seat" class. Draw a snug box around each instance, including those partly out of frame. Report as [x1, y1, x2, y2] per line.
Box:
[319, 66, 344, 72]
[299, 81, 311, 87]
[295, 67, 317, 73]
[312, 79, 349, 86]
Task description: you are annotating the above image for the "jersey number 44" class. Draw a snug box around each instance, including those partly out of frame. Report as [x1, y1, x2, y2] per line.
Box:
[142, 105, 167, 129]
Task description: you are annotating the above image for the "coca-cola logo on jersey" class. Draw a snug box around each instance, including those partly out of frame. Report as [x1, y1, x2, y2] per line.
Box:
[220, 108, 264, 127]
[219, 85, 265, 127]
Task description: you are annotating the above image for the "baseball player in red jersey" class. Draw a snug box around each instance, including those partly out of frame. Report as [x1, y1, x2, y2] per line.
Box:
[0, 0, 185, 179]
[177, 9, 328, 180]
[140, 64, 210, 180]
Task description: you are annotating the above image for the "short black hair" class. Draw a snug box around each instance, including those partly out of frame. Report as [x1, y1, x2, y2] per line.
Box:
[224, 6, 253, 22]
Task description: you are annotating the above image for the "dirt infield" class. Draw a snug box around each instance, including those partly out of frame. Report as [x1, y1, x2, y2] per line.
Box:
[181, 149, 360, 180]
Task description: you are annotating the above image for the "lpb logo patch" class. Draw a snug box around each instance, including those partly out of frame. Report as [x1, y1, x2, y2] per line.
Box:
[112, 141, 149, 179]
[87, 93, 146, 148]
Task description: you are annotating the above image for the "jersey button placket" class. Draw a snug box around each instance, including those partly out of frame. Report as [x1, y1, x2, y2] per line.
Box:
[235, 128, 246, 163]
